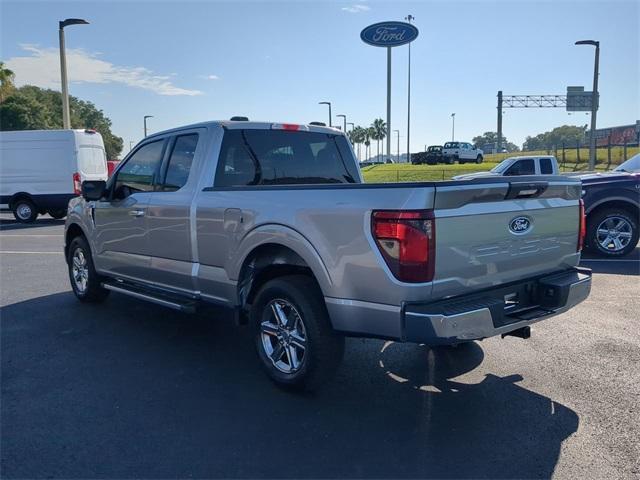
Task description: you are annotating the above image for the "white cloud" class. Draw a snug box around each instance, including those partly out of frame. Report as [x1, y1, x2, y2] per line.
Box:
[5, 44, 202, 96]
[342, 4, 370, 13]
[199, 74, 220, 80]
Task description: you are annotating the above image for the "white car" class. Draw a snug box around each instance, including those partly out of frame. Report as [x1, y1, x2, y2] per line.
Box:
[453, 155, 560, 180]
[613, 153, 640, 173]
[442, 141, 484, 164]
[0, 129, 108, 222]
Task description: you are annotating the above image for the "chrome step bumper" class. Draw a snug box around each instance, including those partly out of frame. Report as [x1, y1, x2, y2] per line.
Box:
[402, 267, 592, 345]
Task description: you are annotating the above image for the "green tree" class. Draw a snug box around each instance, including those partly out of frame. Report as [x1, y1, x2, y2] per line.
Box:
[0, 85, 123, 158]
[371, 118, 387, 161]
[0, 62, 16, 103]
[472, 131, 520, 153]
[523, 125, 587, 151]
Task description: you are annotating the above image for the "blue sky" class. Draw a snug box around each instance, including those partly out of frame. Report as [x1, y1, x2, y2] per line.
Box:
[1, 0, 638, 157]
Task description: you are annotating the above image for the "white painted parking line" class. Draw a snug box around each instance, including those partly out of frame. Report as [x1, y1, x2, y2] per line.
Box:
[0, 251, 62, 255]
[0, 234, 62, 237]
[581, 259, 640, 263]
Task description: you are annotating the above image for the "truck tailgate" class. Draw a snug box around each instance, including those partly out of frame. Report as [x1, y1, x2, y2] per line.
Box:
[432, 178, 582, 300]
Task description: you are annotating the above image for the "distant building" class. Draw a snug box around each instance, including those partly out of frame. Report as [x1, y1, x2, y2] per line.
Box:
[588, 121, 640, 146]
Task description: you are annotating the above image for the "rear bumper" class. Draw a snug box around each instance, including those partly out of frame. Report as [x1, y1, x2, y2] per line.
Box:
[326, 267, 591, 345]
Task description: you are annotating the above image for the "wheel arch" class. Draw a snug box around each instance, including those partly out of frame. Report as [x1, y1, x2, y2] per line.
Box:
[586, 198, 639, 220]
[64, 222, 88, 259]
[9, 192, 37, 210]
[232, 225, 333, 309]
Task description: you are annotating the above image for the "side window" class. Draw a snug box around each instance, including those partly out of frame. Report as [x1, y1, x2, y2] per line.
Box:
[162, 134, 199, 191]
[115, 140, 165, 195]
[540, 158, 553, 174]
[506, 159, 535, 176]
[214, 130, 259, 187]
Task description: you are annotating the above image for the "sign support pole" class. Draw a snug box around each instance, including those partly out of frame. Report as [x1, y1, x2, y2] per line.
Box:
[386, 46, 391, 162]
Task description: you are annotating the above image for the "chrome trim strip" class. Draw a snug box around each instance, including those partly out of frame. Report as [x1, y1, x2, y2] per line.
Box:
[102, 283, 190, 311]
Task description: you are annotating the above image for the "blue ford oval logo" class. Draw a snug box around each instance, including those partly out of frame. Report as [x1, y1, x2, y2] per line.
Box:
[509, 216, 532, 234]
[360, 21, 419, 47]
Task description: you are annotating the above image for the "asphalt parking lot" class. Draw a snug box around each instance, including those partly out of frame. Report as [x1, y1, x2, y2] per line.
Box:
[1, 213, 639, 479]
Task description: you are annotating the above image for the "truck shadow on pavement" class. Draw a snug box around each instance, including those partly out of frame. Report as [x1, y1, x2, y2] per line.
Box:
[1, 292, 579, 479]
[0, 217, 65, 231]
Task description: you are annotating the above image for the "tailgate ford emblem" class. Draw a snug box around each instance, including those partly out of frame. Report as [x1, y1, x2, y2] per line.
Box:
[509, 216, 532, 234]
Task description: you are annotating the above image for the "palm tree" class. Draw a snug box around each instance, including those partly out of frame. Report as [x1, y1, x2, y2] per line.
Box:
[371, 118, 387, 161]
[366, 127, 375, 161]
[0, 62, 16, 103]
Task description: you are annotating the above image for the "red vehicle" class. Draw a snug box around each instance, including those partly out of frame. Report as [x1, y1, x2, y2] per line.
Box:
[106, 160, 120, 177]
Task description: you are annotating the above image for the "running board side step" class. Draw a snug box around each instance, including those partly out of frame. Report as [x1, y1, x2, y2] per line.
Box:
[102, 282, 197, 313]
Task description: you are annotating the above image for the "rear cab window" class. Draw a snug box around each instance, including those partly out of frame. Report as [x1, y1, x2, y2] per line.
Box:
[540, 157, 553, 174]
[214, 129, 359, 187]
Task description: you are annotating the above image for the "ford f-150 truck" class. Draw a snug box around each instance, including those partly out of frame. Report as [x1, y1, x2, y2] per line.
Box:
[453, 156, 560, 180]
[64, 120, 591, 390]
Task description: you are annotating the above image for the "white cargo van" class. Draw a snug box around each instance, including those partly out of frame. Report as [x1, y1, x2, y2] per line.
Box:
[0, 129, 108, 222]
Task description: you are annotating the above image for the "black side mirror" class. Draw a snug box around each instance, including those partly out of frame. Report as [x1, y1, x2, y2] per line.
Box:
[82, 180, 107, 201]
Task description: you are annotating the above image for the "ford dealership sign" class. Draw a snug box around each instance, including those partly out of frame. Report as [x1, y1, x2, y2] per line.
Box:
[360, 21, 419, 48]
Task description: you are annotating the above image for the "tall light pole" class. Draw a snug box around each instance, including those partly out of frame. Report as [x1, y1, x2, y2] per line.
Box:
[336, 114, 347, 132]
[144, 115, 153, 137]
[451, 113, 456, 141]
[394, 129, 400, 162]
[319, 101, 332, 127]
[59, 18, 89, 129]
[575, 40, 600, 170]
[405, 14, 414, 164]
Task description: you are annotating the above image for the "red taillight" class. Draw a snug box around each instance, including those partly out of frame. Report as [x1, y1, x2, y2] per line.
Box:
[578, 199, 586, 252]
[73, 172, 81, 195]
[372, 210, 435, 283]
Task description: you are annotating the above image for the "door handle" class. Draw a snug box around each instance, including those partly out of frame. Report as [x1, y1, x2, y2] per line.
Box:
[128, 209, 145, 217]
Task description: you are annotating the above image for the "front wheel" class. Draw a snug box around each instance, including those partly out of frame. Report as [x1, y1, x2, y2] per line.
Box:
[250, 275, 344, 391]
[67, 236, 110, 302]
[476, 155, 483, 164]
[12, 198, 38, 223]
[586, 209, 639, 257]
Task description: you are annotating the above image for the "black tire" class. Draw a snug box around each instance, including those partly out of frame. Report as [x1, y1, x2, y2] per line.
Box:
[586, 208, 639, 257]
[67, 236, 110, 302]
[476, 155, 483, 164]
[48, 209, 67, 219]
[250, 275, 344, 391]
[12, 198, 38, 223]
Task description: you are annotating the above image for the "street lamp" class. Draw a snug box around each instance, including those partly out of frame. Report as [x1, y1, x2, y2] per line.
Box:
[575, 39, 600, 170]
[336, 114, 347, 132]
[347, 122, 354, 132]
[59, 18, 89, 129]
[144, 115, 153, 137]
[451, 113, 456, 141]
[394, 129, 400, 162]
[319, 101, 332, 127]
[405, 14, 414, 165]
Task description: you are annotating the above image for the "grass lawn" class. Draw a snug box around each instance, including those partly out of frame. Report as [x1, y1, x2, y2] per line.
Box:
[362, 146, 639, 183]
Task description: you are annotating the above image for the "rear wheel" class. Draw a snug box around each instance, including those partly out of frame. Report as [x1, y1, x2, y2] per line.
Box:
[250, 275, 344, 391]
[586, 208, 639, 257]
[67, 236, 110, 302]
[12, 198, 38, 223]
[476, 155, 483, 164]
[48, 209, 67, 219]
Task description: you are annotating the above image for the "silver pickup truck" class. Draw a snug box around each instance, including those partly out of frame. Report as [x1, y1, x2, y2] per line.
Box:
[64, 120, 591, 390]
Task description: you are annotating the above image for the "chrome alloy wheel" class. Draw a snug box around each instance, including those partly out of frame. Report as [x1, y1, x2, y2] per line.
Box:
[260, 299, 307, 374]
[16, 203, 33, 220]
[596, 216, 633, 252]
[71, 247, 89, 293]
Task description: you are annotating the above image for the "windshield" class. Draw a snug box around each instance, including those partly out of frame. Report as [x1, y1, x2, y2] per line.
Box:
[613, 153, 640, 173]
[443, 142, 459, 149]
[491, 157, 517, 173]
[428, 146, 442, 152]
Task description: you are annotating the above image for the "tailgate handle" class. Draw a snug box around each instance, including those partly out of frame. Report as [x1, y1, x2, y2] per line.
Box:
[505, 182, 548, 199]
